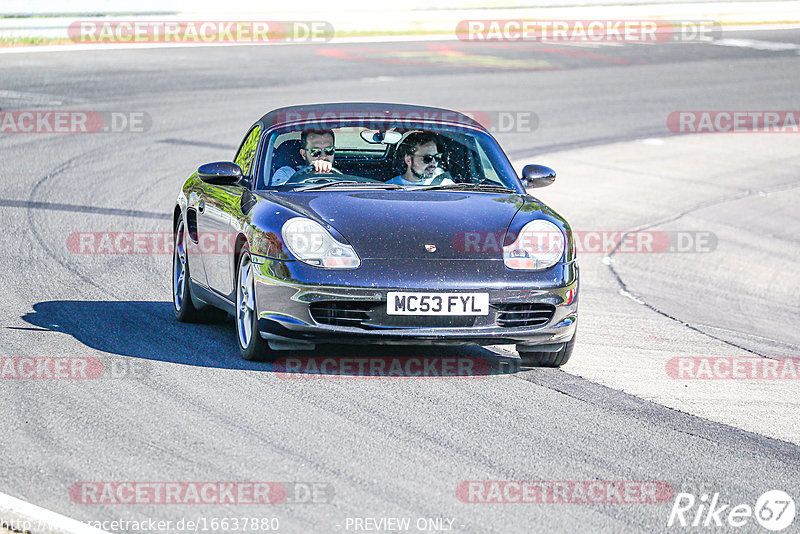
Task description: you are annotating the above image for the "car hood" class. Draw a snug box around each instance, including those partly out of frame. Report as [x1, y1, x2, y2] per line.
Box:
[259, 190, 526, 260]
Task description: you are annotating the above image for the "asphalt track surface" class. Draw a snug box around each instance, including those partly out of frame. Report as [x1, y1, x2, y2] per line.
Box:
[1, 31, 800, 533]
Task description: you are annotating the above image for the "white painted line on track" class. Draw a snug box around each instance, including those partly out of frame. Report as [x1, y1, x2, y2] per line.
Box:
[0, 491, 110, 534]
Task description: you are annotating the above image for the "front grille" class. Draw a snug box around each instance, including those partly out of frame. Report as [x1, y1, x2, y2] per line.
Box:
[309, 301, 375, 327]
[493, 303, 555, 328]
[310, 300, 555, 329]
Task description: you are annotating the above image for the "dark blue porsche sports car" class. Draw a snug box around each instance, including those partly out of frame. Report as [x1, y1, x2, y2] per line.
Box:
[172, 103, 578, 366]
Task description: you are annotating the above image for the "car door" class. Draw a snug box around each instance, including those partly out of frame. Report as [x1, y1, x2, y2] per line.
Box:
[184, 191, 208, 288]
[196, 125, 261, 300]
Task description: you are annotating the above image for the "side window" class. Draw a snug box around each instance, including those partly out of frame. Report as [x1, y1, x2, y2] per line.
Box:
[234, 125, 261, 177]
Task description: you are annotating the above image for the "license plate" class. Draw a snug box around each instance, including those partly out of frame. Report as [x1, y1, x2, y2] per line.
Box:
[386, 292, 489, 316]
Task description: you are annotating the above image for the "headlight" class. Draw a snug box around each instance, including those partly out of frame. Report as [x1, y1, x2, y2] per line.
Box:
[503, 219, 565, 270]
[281, 217, 360, 269]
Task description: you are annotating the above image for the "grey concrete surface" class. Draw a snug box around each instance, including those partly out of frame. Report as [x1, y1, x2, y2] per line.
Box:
[519, 133, 800, 445]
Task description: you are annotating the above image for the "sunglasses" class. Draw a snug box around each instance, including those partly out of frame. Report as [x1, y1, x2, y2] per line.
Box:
[306, 146, 336, 157]
[412, 153, 443, 164]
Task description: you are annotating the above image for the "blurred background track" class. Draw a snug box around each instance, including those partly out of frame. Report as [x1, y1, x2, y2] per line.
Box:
[1, 12, 799, 533]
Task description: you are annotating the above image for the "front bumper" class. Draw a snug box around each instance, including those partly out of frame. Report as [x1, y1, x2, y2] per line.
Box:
[253, 258, 578, 347]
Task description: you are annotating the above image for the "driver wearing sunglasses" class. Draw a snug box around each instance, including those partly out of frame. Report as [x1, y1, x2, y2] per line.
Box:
[272, 129, 336, 186]
[386, 132, 454, 186]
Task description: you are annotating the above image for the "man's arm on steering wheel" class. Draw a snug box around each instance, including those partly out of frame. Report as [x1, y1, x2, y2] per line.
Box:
[310, 160, 334, 173]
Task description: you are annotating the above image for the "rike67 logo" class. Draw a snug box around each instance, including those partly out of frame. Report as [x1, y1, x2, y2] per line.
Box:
[668, 490, 795, 531]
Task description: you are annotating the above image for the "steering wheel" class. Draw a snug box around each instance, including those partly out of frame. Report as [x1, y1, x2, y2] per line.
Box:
[426, 170, 455, 185]
[290, 165, 345, 179]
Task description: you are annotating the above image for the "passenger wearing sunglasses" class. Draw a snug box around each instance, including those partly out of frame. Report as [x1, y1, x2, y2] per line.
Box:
[272, 129, 337, 186]
[386, 132, 454, 186]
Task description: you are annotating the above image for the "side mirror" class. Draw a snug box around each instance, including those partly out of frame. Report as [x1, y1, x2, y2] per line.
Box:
[521, 164, 556, 188]
[198, 161, 243, 185]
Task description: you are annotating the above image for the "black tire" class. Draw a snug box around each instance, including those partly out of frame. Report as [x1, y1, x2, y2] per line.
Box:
[517, 332, 576, 368]
[236, 247, 276, 361]
[173, 215, 229, 324]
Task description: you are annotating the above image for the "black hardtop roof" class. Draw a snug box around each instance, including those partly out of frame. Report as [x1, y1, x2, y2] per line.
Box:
[257, 102, 486, 130]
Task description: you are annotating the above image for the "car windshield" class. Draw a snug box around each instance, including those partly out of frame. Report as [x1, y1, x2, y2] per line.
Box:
[256, 121, 522, 192]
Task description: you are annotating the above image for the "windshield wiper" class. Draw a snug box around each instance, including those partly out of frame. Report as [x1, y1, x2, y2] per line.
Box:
[295, 180, 405, 192]
[412, 182, 516, 193]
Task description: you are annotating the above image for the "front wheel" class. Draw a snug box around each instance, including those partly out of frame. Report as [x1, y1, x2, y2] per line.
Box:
[517, 332, 576, 368]
[236, 247, 275, 361]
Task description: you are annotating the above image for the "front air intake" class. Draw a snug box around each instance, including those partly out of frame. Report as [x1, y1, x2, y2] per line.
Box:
[309, 301, 375, 327]
[493, 303, 555, 328]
